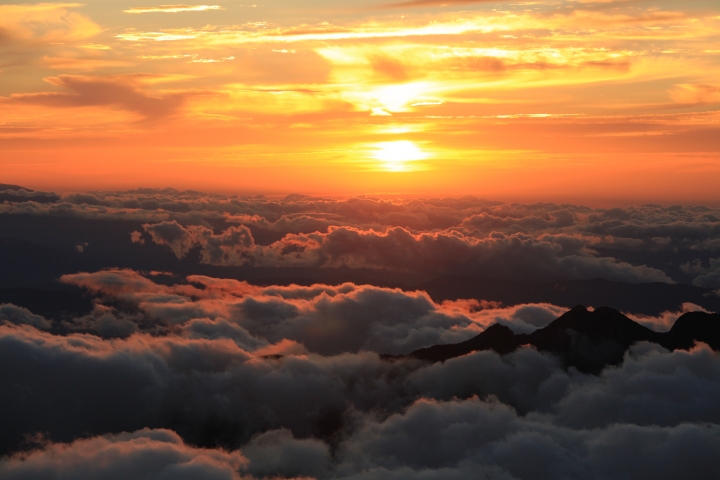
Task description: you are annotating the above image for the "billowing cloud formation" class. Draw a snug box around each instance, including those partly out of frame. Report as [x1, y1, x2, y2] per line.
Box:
[62, 304, 142, 338]
[0, 429, 247, 480]
[60, 269, 565, 354]
[2, 312, 720, 478]
[3, 190, 720, 298]
[0, 304, 51, 330]
[140, 220, 672, 284]
[335, 394, 720, 480]
[1, 257, 719, 477]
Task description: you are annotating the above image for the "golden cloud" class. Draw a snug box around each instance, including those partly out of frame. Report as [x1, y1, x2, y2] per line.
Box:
[0, 3, 100, 44]
[123, 5, 222, 14]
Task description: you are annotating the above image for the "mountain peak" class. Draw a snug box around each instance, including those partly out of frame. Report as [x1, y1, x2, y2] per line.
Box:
[665, 311, 720, 350]
[400, 307, 719, 374]
[0, 183, 32, 192]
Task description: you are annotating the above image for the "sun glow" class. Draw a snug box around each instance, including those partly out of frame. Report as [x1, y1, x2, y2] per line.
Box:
[372, 141, 429, 172]
[2, 1, 720, 199]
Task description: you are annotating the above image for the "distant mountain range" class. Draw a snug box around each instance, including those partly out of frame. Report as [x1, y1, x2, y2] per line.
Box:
[393, 306, 720, 374]
[0, 184, 59, 204]
[0, 184, 30, 191]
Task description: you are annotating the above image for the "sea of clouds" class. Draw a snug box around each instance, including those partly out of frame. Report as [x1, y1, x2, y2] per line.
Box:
[1, 188, 720, 478]
[2, 188, 720, 287]
[1, 269, 719, 479]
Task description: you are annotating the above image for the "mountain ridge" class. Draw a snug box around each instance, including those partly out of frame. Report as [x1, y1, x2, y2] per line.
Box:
[394, 306, 720, 374]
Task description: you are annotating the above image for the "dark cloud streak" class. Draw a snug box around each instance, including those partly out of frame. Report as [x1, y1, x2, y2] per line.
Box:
[2, 75, 188, 121]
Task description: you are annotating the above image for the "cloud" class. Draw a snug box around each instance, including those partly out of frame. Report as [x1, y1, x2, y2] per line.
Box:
[442, 303, 569, 334]
[181, 317, 271, 352]
[2, 302, 720, 477]
[3, 75, 188, 120]
[113, 16, 509, 44]
[336, 395, 720, 480]
[670, 84, 720, 105]
[461, 210, 576, 233]
[144, 220, 199, 258]
[0, 429, 247, 480]
[544, 342, 720, 430]
[625, 303, 712, 332]
[59, 269, 485, 355]
[67, 269, 714, 359]
[0, 3, 100, 45]
[408, 341, 720, 428]
[690, 258, 720, 289]
[242, 429, 330, 478]
[142, 222, 673, 284]
[63, 268, 167, 295]
[5, 191, 719, 296]
[316, 44, 639, 91]
[62, 304, 142, 338]
[0, 304, 51, 330]
[40, 55, 135, 71]
[124, 5, 223, 14]
[4, 397, 720, 479]
[3, 191, 720, 291]
[0, 321, 405, 453]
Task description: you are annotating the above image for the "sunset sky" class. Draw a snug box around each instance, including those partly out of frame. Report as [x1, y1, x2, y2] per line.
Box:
[1, 0, 719, 202]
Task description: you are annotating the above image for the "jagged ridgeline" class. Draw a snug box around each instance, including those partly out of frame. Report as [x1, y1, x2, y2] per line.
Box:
[391, 306, 720, 374]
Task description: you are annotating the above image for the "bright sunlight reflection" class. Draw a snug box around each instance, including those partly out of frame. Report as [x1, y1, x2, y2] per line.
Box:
[372, 141, 430, 172]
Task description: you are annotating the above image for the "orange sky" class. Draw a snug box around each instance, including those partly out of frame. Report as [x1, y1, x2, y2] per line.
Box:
[1, 1, 719, 203]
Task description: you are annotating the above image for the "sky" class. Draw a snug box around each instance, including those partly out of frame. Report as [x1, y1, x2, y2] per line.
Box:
[1, 0, 719, 202]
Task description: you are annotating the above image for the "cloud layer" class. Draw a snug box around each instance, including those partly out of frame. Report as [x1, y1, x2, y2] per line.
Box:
[4, 190, 720, 288]
[1, 285, 720, 478]
[57, 268, 561, 353]
[0, 429, 247, 480]
[2, 190, 719, 477]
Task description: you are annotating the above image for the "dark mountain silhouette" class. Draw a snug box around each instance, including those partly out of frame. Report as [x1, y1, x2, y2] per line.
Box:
[0, 184, 59, 204]
[0, 184, 31, 192]
[399, 306, 720, 374]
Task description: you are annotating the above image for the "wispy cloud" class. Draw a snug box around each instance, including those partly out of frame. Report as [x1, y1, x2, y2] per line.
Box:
[3, 75, 189, 121]
[383, 0, 500, 7]
[123, 4, 222, 14]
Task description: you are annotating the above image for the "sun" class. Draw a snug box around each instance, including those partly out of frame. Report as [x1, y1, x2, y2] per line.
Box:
[373, 141, 429, 172]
